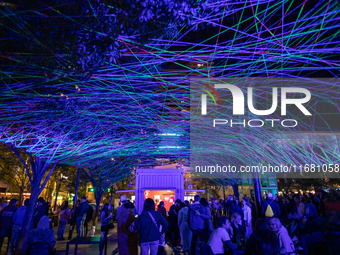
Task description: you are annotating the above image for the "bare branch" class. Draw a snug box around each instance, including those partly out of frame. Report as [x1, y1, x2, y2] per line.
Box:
[39, 163, 56, 193]
[9, 146, 32, 183]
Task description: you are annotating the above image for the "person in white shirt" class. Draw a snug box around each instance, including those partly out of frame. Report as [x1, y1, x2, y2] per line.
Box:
[208, 216, 237, 255]
[241, 197, 252, 238]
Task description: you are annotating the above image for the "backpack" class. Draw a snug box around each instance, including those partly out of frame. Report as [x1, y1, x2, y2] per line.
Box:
[265, 201, 274, 217]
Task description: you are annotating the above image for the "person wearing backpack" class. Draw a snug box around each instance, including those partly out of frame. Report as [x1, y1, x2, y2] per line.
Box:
[262, 193, 281, 222]
[189, 195, 212, 255]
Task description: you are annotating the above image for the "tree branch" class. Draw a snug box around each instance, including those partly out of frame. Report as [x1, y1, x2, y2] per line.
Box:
[39, 163, 56, 193]
[9, 145, 33, 184]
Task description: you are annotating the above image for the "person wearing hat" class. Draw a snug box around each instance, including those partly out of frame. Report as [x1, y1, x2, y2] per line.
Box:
[0, 198, 18, 252]
[116, 195, 128, 221]
[262, 193, 281, 221]
[111, 195, 133, 255]
[33, 197, 49, 228]
[117, 200, 138, 255]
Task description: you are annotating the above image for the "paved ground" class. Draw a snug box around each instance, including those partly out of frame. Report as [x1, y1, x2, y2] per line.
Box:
[55, 224, 187, 255]
[0, 223, 188, 255]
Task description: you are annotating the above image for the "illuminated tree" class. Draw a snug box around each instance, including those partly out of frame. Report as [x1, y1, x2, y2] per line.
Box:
[83, 156, 137, 227]
[0, 143, 30, 205]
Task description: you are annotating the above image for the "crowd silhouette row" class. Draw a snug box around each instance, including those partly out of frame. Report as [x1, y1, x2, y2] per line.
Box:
[0, 186, 338, 255]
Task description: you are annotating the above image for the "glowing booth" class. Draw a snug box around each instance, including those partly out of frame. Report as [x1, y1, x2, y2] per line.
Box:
[135, 168, 184, 214]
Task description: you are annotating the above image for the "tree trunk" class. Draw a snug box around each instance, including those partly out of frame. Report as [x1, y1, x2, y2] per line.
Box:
[232, 184, 239, 200]
[72, 168, 80, 219]
[92, 191, 103, 229]
[253, 176, 262, 218]
[54, 183, 61, 211]
[68, 168, 80, 240]
[19, 186, 24, 206]
[15, 157, 55, 255]
[15, 181, 40, 255]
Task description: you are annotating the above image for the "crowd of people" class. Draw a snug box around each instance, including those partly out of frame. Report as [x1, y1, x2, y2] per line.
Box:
[114, 187, 335, 255]
[0, 186, 338, 255]
[0, 195, 96, 255]
[0, 197, 55, 255]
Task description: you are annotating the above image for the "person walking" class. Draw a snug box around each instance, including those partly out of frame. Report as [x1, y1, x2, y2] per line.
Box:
[135, 198, 168, 255]
[57, 201, 72, 240]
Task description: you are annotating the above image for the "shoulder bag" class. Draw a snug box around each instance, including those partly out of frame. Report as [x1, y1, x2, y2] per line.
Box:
[148, 211, 165, 245]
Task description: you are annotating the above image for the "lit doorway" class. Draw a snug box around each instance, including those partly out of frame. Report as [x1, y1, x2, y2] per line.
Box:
[144, 190, 175, 212]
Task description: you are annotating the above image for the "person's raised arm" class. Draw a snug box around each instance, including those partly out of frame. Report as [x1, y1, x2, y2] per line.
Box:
[198, 205, 211, 220]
